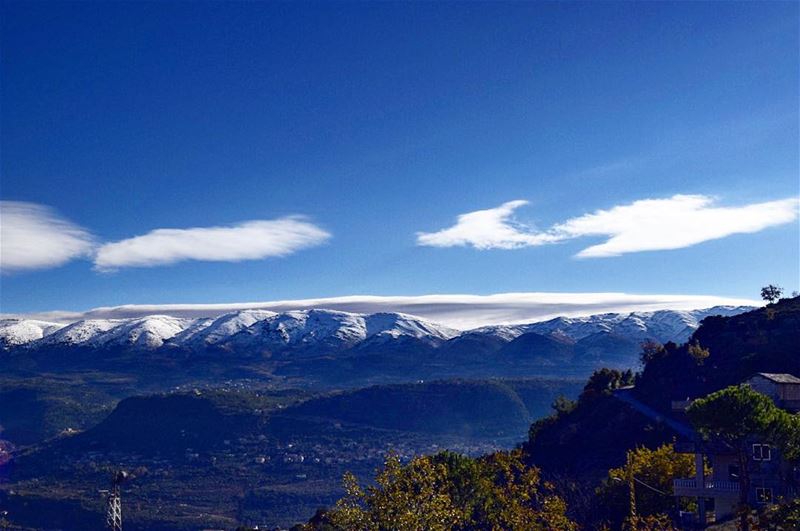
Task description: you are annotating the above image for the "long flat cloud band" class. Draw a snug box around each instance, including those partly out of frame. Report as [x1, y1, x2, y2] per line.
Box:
[416, 195, 800, 257]
[2, 292, 761, 330]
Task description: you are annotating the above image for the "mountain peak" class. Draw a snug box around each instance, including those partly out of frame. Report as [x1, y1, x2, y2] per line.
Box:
[0, 306, 753, 355]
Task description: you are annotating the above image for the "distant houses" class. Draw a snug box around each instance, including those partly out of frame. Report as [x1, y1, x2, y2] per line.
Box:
[672, 373, 800, 526]
[748, 373, 800, 413]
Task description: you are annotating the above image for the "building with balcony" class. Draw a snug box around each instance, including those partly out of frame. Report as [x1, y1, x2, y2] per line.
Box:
[671, 373, 800, 526]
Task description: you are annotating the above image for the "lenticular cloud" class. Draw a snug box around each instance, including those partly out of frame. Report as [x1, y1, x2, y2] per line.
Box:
[94, 217, 331, 271]
[416, 200, 558, 249]
[556, 195, 800, 258]
[417, 195, 800, 257]
[0, 201, 95, 272]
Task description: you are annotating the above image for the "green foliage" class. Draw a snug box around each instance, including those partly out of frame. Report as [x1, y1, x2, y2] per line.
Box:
[551, 395, 577, 415]
[639, 340, 666, 366]
[333, 455, 462, 530]
[761, 284, 784, 304]
[596, 443, 696, 529]
[688, 384, 800, 530]
[582, 368, 634, 398]
[0, 375, 119, 445]
[686, 341, 710, 365]
[687, 385, 789, 449]
[626, 513, 678, 530]
[759, 498, 800, 529]
[287, 378, 582, 441]
[316, 450, 577, 530]
[771, 408, 800, 462]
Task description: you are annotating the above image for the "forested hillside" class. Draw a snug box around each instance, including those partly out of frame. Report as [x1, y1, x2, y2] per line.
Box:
[296, 297, 800, 530]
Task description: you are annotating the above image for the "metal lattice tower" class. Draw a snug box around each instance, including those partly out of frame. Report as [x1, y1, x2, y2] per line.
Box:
[105, 471, 128, 531]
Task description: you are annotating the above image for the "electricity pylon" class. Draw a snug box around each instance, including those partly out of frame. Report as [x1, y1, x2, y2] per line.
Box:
[104, 470, 128, 531]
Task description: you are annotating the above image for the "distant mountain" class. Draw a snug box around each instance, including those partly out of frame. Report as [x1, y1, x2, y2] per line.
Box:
[573, 331, 642, 365]
[470, 306, 752, 344]
[222, 309, 459, 357]
[437, 306, 754, 370]
[37, 315, 194, 350]
[0, 309, 457, 353]
[27, 378, 582, 458]
[1, 307, 753, 372]
[0, 319, 64, 348]
[169, 309, 278, 349]
[496, 332, 575, 366]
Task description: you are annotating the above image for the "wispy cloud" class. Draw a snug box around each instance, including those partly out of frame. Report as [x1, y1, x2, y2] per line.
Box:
[417, 195, 800, 257]
[0, 201, 95, 273]
[3, 292, 760, 330]
[94, 217, 330, 271]
[416, 200, 558, 249]
[556, 195, 800, 258]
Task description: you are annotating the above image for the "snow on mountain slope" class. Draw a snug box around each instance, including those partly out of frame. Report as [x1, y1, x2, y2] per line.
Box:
[37, 316, 195, 349]
[38, 319, 124, 348]
[469, 306, 753, 345]
[168, 309, 277, 348]
[0, 319, 65, 348]
[364, 312, 459, 343]
[2, 305, 752, 354]
[223, 309, 458, 354]
[102, 316, 196, 349]
[228, 309, 369, 352]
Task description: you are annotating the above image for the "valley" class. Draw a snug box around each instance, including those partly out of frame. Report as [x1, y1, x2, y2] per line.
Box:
[0, 305, 754, 529]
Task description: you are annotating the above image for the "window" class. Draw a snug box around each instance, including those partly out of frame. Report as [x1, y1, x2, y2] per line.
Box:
[756, 487, 773, 504]
[753, 444, 772, 461]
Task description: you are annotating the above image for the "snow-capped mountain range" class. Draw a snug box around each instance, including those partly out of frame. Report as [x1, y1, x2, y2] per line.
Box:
[0, 306, 753, 355]
[0, 309, 460, 353]
[470, 306, 751, 345]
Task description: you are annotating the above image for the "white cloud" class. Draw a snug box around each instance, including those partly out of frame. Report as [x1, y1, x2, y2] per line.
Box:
[416, 200, 557, 249]
[418, 195, 800, 257]
[0, 201, 95, 272]
[2, 292, 760, 330]
[94, 217, 330, 271]
[556, 195, 800, 258]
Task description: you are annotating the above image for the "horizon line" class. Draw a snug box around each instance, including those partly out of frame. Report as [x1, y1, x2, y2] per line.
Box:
[1, 291, 761, 330]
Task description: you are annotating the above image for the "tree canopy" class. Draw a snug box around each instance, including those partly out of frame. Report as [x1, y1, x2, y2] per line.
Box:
[687, 384, 799, 459]
[596, 443, 697, 529]
[761, 285, 784, 304]
[304, 450, 577, 531]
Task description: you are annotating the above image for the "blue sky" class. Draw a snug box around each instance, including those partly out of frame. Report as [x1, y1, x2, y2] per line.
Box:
[1, 1, 798, 316]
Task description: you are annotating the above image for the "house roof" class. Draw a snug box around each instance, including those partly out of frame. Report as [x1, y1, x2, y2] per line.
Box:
[753, 373, 800, 384]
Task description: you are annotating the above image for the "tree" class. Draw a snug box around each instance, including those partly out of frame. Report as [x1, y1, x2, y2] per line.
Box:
[473, 450, 577, 530]
[322, 450, 577, 530]
[596, 443, 696, 530]
[760, 498, 800, 529]
[761, 285, 784, 304]
[687, 385, 798, 531]
[582, 368, 635, 398]
[330, 453, 463, 531]
[551, 395, 577, 415]
[686, 341, 710, 365]
[639, 340, 666, 367]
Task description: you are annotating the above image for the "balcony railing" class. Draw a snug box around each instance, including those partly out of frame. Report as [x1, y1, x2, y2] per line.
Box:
[707, 480, 740, 492]
[673, 478, 740, 496]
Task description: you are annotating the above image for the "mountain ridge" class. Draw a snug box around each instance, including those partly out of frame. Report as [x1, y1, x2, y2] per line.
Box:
[0, 306, 753, 356]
